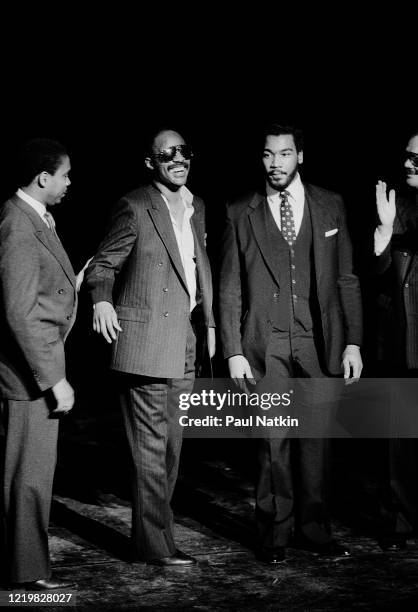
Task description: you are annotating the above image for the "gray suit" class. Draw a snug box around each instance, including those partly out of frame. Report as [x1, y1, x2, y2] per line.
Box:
[0, 195, 77, 583]
[86, 183, 213, 560]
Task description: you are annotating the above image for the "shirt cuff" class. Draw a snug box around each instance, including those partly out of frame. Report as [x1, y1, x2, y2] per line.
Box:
[374, 226, 393, 256]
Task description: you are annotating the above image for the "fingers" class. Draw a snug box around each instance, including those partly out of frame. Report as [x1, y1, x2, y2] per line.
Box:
[342, 356, 362, 386]
[342, 356, 351, 380]
[99, 315, 115, 343]
[244, 362, 256, 385]
[389, 188, 396, 207]
[352, 356, 363, 380]
[233, 377, 249, 393]
[112, 312, 123, 333]
[93, 312, 122, 343]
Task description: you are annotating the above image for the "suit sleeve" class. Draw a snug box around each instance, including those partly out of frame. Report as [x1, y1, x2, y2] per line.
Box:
[85, 197, 137, 304]
[219, 206, 245, 358]
[0, 226, 66, 391]
[336, 198, 363, 346]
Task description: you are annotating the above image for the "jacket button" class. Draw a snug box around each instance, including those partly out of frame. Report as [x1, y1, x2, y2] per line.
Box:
[157, 262, 163, 267]
[405, 284, 409, 288]
[58, 289, 64, 294]
[163, 312, 169, 317]
[403, 252, 408, 257]
[163, 287, 168, 292]
[273, 292, 279, 298]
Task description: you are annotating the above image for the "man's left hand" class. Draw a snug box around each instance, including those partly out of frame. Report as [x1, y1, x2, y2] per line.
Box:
[207, 327, 216, 359]
[341, 345, 363, 385]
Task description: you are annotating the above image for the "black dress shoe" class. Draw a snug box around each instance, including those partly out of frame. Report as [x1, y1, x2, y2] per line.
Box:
[22, 577, 75, 590]
[255, 547, 286, 564]
[378, 537, 408, 551]
[147, 551, 197, 566]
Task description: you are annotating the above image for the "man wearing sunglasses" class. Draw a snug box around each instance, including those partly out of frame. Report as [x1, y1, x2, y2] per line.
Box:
[373, 130, 418, 550]
[85, 129, 215, 566]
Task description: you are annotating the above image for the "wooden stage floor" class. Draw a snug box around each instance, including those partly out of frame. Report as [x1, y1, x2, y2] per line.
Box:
[4, 413, 418, 610]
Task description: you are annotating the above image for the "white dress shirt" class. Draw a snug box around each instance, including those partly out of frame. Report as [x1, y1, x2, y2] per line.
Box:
[16, 188, 48, 225]
[159, 186, 197, 311]
[266, 172, 305, 236]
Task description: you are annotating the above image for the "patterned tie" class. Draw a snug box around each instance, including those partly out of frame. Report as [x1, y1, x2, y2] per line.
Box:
[43, 211, 59, 240]
[279, 190, 296, 246]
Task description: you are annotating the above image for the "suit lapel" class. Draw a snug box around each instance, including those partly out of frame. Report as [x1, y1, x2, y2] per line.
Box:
[248, 193, 280, 287]
[305, 184, 330, 290]
[12, 196, 76, 288]
[146, 185, 189, 294]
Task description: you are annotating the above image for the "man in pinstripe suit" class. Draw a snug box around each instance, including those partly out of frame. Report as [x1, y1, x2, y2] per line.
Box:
[374, 130, 418, 549]
[85, 129, 215, 566]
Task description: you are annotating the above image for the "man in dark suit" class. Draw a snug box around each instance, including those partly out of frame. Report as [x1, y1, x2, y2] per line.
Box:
[0, 139, 77, 589]
[85, 128, 215, 566]
[219, 123, 363, 563]
[373, 130, 418, 548]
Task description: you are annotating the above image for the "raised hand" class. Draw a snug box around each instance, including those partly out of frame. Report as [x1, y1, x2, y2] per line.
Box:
[376, 180, 396, 231]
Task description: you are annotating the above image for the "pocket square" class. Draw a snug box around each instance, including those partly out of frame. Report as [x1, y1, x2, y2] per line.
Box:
[325, 228, 338, 237]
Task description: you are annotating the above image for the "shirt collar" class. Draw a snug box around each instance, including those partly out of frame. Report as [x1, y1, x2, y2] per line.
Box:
[159, 185, 194, 209]
[16, 188, 47, 218]
[266, 172, 304, 201]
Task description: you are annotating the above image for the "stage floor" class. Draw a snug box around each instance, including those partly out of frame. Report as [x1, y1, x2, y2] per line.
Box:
[5, 414, 418, 610]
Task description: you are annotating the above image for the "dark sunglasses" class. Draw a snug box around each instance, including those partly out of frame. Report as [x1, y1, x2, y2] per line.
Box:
[152, 144, 193, 163]
[405, 151, 418, 168]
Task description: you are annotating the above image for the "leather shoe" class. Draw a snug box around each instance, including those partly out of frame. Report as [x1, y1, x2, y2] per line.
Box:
[378, 537, 408, 551]
[147, 550, 197, 566]
[22, 577, 75, 590]
[255, 547, 286, 564]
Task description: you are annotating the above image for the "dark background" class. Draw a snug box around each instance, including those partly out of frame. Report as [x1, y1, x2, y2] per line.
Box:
[0, 18, 414, 400]
[0, 12, 415, 530]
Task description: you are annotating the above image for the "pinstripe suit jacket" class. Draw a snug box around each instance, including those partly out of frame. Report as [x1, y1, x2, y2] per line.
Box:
[375, 192, 418, 368]
[85, 184, 214, 378]
[0, 195, 77, 400]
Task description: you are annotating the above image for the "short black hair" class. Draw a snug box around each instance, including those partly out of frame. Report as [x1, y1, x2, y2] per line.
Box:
[262, 123, 304, 152]
[144, 126, 188, 158]
[16, 138, 68, 187]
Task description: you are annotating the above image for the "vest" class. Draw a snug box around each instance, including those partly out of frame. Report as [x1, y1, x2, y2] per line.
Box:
[266, 199, 319, 332]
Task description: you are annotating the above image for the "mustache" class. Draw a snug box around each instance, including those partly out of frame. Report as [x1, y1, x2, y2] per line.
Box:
[168, 162, 189, 171]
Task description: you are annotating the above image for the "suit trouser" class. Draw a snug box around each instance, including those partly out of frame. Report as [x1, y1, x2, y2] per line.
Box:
[0, 397, 59, 583]
[118, 321, 196, 560]
[255, 328, 336, 550]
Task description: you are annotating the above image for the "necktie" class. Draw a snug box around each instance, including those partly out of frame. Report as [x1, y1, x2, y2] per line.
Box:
[43, 211, 59, 240]
[279, 190, 296, 246]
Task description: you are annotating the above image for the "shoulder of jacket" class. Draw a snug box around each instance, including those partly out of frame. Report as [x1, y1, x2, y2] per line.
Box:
[306, 183, 342, 202]
[227, 192, 259, 217]
[0, 199, 37, 233]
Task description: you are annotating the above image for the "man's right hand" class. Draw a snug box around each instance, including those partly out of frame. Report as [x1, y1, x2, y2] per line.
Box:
[228, 355, 256, 392]
[93, 301, 123, 344]
[51, 377, 75, 414]
[376, 180, 396, 234]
